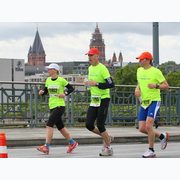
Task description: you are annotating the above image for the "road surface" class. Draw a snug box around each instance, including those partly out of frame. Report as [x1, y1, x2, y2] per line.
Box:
[7, 142, 180, 158]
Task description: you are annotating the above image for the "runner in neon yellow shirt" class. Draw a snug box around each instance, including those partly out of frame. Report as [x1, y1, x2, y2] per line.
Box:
[137, 66, 165, 106]
[88, 62, 110, 100]
[37, 63, 78, 154]
[84, 48, 115, 156]
[45, 76, 68, 109]
[135, 51, 169, 158]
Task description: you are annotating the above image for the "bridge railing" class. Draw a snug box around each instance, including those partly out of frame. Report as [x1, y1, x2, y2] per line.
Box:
[0, 81, 180, 127]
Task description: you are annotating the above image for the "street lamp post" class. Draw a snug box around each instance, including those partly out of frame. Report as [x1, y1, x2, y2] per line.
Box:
[153, 22, 159, 67]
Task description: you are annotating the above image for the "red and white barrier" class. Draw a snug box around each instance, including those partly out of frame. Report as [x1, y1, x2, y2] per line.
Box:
[0, 133, 8, 158]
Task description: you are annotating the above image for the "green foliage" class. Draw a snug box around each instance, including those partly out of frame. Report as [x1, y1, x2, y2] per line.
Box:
[114, 63, 139, 86]
[160, 61, 176, 66]
[114, 61, 180, 88]
[157, 61, 180, 87]
[159, 61, 177, 74]
[166, 71, 180, 87]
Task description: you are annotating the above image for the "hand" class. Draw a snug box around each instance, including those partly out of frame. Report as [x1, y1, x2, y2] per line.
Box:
[135, 89, 141, 97]
[84, 80, 97, 86]
[39, 90, 44, 96]
[135, 86, 141, 97]
[148, 84, 156, 89]
[58, 94, 65, 98]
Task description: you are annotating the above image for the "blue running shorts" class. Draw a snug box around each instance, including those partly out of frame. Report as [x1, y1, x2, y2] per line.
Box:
[138, 101, 161, 121]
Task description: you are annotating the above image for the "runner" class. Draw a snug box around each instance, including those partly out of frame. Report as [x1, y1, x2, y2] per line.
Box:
[37, 63, 78, 154]
[84, 48, 115, 156]
[135, 51, 169, 158]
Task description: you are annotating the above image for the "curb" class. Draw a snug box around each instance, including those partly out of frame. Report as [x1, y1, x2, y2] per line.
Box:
[6, 135, 180, 147]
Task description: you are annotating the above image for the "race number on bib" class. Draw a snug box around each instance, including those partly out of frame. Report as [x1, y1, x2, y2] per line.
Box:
[48, 85, 60, 97]
[90, 95, 101, 107]
[49, 94, 59, 97]
[141, 100, 152, 109]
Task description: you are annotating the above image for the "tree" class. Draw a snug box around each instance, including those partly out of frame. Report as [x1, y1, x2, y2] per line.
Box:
[159, 61, 177, 74]
[166, 71, 180, 87]
[114, 63, 139, 92]
[114, 63, 139, 85]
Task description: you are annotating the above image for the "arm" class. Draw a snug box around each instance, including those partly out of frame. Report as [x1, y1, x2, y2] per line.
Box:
[39, 87, 48, 96]
[97, 77, 115, 89]
[148, 69, 169, 90]
[157, 80, 169, 90]
[135, 85, 141, 97]
[84, 77, 115, 89]
[64, 83, 75, 96]
[148, 80, 169, 90]
[58, 84, 75, 98]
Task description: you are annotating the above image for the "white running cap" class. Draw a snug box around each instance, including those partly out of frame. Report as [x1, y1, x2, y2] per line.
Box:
[46, 63, 60, 71]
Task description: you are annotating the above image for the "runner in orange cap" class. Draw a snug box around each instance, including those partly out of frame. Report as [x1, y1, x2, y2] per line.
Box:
[135, 51, 169, 158]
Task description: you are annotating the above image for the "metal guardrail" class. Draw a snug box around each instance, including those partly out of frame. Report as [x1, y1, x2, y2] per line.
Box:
[0, 81, 180, 127]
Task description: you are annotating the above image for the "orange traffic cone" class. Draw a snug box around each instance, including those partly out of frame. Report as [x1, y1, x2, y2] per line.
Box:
[0, 133, 8, 158]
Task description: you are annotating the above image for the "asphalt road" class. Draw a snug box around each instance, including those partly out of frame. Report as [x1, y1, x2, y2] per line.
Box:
[7, 142, 180, 158]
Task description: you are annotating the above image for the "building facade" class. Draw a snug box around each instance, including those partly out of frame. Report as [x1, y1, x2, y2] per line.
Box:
[0, 58, 25, 103]
[89, 23, 106, 62]
[0, 58, 25, 82]
[28, 30, 46, 66]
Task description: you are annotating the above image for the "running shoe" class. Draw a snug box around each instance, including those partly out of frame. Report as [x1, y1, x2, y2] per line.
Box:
[37, 145, 49, 154]
[160, 132, 169, 150]
[99, 147, 113, 156]
[67, 141, 78, 153]
[142, 149, 156, 158]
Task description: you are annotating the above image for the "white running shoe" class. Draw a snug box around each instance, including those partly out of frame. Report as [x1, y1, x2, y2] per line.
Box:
[99, 147, 113, 156]
[160, 132, 169, 150]
[142, 149, 156, 158]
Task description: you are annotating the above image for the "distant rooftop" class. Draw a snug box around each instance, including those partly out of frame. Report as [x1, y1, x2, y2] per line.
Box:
[28, 30, 45, 55]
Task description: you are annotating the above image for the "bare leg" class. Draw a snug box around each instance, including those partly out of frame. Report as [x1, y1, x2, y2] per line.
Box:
[139, 121, 160, 138]
[146, 117, 155, 148]
[101, 131, 111, 147]
[91, 127, 111, 146]
[45, 126, 54, 144]
[59, 127, 71, 140]
[92, 127, 102, 136]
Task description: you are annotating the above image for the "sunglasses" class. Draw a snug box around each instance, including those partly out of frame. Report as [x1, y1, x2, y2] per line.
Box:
[139, 59, 147, 62]
[48, 68, 56, 70]
[88, 54, 94, 57]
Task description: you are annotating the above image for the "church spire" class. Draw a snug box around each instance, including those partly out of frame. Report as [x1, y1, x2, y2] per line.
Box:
[96, 22, 98, 28]
[118, 51, 123, 68]
[28, 29, 46, 66]
[31, 30, 45, 54]
[112, 52, 117, 63]
[89, 23, 106, 62]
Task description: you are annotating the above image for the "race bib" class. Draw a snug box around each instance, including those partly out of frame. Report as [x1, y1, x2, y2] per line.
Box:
[141, 100, 152, 109]
[48, 85, 59, 97]
[90, 95, 101, 107]
[49, 94, 59, 97]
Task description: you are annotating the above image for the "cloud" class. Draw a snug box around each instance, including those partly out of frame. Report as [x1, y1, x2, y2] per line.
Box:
[0, 37, 32, 60]
[0, 22, 180, 64]
[1, 22, 180, 40]
[43, 32, 90, 61]
[0, 22, 94, 40]
[160, 35, 180, 62]
[160, 22, 180, 36]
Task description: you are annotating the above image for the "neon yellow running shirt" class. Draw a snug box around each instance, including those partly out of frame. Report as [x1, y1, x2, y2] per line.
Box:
[88, 63, 110, 99]
[137, 66, 165, 101]
[45, 76, 68, 109]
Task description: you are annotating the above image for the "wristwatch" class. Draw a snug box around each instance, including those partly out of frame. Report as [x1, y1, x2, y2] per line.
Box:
[155, 84, 160, 89]
[96, 83, 99, 87]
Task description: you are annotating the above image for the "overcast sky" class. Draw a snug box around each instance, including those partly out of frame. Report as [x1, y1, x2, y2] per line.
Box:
[0, 22, 180, 64]
[1, 0, 180, 178]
